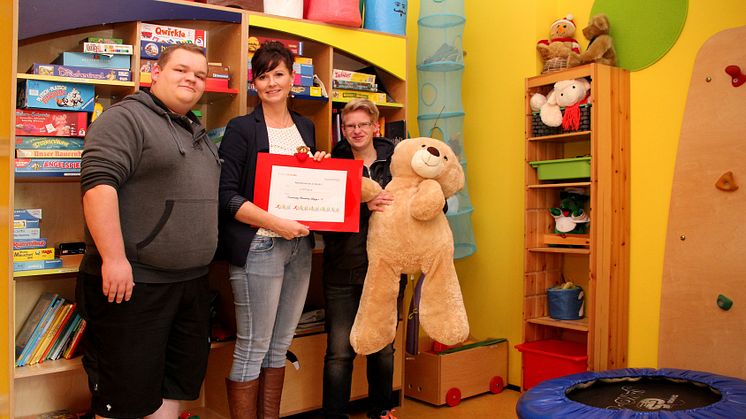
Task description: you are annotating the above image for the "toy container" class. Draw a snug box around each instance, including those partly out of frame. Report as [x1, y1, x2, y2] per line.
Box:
[547, 286, 584, 320]
[529, 156, 591, 181]
[405, 337, 508, 407]
[515, 339, 587, 390]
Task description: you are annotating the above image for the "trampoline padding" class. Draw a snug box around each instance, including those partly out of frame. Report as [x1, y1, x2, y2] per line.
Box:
[516, 368, 746, 418]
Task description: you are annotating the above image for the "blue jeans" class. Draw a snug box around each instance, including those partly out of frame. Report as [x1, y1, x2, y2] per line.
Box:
[322, 276, 406, 418]
[228, 235, 312, 381]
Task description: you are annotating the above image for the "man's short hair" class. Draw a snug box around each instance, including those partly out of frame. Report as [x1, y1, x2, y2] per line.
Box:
[157, 43, 207, 68]
[341, 98, 380, 123]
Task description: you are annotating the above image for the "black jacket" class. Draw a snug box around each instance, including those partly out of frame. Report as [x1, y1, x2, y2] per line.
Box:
[323, 137, 395, 283]
[217, 104, 316, 267]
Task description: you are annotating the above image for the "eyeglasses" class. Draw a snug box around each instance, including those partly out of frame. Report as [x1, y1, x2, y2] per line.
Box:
[342, 121, 374, 131]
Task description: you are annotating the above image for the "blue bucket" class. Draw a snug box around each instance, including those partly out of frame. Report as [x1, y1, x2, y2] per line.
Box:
[547, 286, 584, 320]
[364, 0, 407, 35]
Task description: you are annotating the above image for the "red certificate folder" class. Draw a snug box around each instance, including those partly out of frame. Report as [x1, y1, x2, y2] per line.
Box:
[254, 153, 364, 232]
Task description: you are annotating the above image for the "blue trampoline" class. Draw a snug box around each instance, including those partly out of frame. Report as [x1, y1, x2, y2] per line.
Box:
[517, 368, 746, 418]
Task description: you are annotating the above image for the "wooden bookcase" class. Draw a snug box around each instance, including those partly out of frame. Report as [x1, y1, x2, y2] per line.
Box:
[522, 64, 629, 372]
[7, 2, 407, 417]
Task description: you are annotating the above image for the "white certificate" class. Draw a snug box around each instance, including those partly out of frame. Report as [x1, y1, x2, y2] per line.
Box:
[267, 165, 347, 222]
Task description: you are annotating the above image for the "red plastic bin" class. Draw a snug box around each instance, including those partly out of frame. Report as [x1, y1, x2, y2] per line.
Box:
[515, 339, 587, 390]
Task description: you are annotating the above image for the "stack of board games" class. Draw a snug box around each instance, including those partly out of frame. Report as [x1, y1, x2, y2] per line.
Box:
[13, 208, 61, 272]
[139, 23, 217, 86]
[30, 36, 133, 82]
[331, 68, 389, 104]
[15, 292, 87, 366]
[248, 40, 321, 98]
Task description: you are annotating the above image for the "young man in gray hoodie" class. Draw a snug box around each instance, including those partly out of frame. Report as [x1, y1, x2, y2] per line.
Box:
[77, 44, 221, 419]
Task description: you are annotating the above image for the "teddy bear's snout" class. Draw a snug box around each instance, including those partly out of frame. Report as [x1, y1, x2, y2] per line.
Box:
[427, 146, 440, 157]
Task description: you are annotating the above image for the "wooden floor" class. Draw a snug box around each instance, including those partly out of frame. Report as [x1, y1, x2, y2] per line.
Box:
[348, 390, 521, 419]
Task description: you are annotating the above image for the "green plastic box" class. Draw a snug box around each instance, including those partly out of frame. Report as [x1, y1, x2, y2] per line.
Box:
[529, 157, 591, 180]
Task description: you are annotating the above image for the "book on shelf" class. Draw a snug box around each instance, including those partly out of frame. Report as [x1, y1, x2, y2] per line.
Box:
[17, 294, 64, 366]
[15, 292, 57, 359]
[27, 301, 71, 365]
[50, 312, 82, 361]
[63, 318, 87, 359]
[37, 303, 76, 363]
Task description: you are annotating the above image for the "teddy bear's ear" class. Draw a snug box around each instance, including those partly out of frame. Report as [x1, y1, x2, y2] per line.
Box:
[594, 14, 609, 31]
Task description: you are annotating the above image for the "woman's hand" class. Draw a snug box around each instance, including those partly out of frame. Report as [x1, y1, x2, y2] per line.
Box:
[312, 150, 331, 161]
[367, 190, 394, 212]
[272, 218, 311, 240]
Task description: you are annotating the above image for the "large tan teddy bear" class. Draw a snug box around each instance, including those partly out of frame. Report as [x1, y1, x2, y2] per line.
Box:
[568, 14, 616, 67]
[349, 137, 470, 355]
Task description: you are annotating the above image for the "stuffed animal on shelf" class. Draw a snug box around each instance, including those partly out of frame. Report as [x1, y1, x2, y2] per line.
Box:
[568, 14, 617, 67]
[536, 14, 581, 73]
[350, 137, 469, 355]
[531, 78, 591, 128]
[550, 188, 590, 234]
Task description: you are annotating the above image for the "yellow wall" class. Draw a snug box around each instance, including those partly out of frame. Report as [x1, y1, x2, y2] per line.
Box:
[407, 0, 746, 386]
[1, 0, 17, 414]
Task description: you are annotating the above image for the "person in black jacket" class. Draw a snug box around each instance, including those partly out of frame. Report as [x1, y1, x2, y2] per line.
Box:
[322, 99, 405, 419]
[218, 41, 328, 418]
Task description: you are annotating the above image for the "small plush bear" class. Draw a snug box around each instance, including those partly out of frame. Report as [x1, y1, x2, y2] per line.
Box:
[350, 137, 469, 355]
[568, 14, 617, 67]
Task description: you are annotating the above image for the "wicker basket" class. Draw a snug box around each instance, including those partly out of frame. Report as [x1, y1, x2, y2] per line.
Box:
[531, 103, 591, 138]
[542, 57, 568, 74]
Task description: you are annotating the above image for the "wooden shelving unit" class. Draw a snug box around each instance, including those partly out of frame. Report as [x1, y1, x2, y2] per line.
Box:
[9, 2, 407, 417]
[522, 63, 630, 372]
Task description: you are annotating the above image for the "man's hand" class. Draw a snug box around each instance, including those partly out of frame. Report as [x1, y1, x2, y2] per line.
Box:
[102, 258, 134, 303]
[367, 191, 394, 212]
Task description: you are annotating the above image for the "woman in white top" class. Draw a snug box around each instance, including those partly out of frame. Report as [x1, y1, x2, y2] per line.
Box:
[218, 41, 328, 419]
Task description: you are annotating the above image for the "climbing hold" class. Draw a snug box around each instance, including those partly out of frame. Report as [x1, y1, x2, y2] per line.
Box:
[717, 294, 733, 311]
[715, 171, 739, 192]
[725, 65, 745, 87]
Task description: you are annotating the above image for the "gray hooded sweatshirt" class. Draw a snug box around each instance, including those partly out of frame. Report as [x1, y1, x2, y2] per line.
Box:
[80, 91, 221, 283]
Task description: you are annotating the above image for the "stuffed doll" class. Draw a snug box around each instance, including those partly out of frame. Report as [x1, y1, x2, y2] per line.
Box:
[550, 188, 590, 234]
[533, 78, 591, 128]
[568, 14, 617, 67]
[350, 137, 469, 355]
[536, 14, 581, 72]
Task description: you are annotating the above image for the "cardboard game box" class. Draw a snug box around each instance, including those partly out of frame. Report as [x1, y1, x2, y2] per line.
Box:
[17, 79, 95, 112]
[15, 109, 88, 137]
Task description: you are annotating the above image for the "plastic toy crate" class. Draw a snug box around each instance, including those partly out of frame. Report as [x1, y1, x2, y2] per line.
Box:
[515, 339, 587, 390]
[531, 103, 591, 137]
[529, 156, 591, 180]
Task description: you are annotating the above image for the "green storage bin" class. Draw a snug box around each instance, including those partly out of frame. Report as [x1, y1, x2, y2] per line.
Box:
[529, 157, 591, 180]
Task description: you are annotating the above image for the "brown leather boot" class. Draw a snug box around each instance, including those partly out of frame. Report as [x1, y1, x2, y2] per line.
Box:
[257, 367, 285, 419]
[225, 377, 259, 419]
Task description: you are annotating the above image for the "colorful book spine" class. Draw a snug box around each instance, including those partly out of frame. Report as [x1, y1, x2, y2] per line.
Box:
[50, 312, 81, 361]
[17, 295, 63, 366]
[63, 318, 87, 359]
[28, 302, 69, 365]
[38, 303, 76, 363]
[15, 292, 57, 358]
